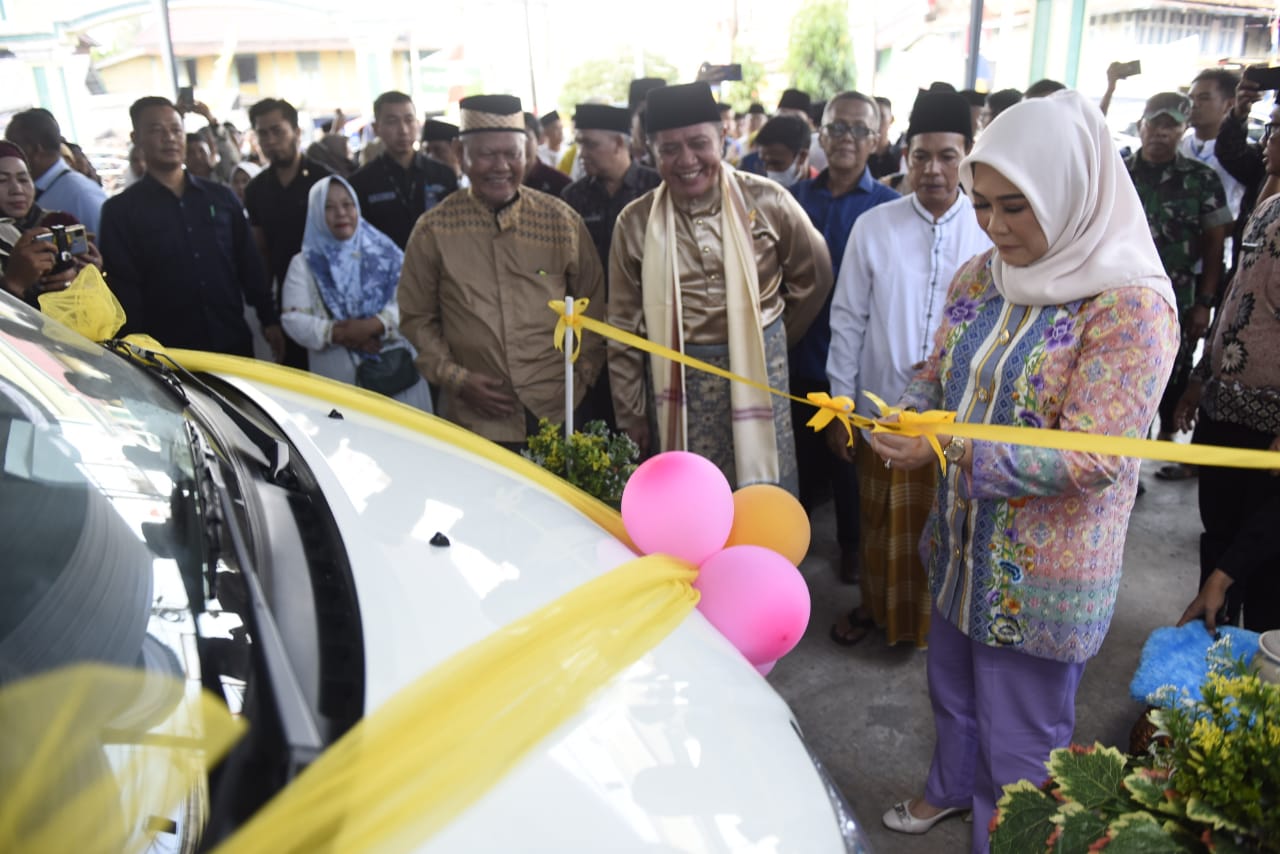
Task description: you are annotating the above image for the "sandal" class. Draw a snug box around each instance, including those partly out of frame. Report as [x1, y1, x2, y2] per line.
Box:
[830, 609, 876, 647]
[1154, 464, 1197, 481]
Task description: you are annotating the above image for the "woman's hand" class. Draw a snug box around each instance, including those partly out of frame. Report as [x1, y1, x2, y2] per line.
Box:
[332, 317, 384, 352]
[868, 413, 937, 471]
[3, 229, 75, 297]
[1177, 569, 1234, 633]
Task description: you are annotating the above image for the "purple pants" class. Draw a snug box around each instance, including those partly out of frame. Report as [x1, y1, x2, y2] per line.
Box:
[923, 606, 1085, 854]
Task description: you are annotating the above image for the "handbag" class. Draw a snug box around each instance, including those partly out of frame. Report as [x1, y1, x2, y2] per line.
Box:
[355, 347, 419, 397]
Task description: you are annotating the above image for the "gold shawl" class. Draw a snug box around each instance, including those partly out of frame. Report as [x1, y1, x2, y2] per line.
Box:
[640, 165, 779, 484]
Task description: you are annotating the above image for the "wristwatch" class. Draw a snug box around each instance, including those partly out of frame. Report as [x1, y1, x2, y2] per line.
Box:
[943, 436, 966, 466]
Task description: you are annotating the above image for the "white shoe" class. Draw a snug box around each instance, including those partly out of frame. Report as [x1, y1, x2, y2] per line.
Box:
[882, 800, 965, 834]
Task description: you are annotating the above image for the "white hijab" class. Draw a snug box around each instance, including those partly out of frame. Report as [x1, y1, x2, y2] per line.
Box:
[960, 89, 1175, 311]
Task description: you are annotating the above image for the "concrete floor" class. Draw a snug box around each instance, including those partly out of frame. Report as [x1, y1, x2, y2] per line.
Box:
[769, 461, 1202, 853]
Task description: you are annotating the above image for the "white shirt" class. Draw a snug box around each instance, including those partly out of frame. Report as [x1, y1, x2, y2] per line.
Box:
[826, 192, 991, 422]
[1178, 133, 1244, 219]
[537, 144, 562, 169]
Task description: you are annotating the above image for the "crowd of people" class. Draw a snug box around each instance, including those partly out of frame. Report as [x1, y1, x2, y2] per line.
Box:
[1, 62, 1277, 854]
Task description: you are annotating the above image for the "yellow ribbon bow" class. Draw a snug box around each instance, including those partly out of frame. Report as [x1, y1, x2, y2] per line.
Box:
[863, 391, 958, 472]
[805, 392, 860, 446]
[550, 298, 590, 363]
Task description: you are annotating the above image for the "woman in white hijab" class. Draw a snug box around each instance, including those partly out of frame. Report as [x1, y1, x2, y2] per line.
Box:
[869, 90, 1179, 853]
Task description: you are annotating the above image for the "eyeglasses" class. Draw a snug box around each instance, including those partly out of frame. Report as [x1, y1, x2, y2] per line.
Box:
[822, 122, 876, 140]
[1264, 122, 1278, 141]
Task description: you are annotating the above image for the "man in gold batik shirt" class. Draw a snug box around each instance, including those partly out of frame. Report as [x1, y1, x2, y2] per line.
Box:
[608, 81, 832, 494]
[398, 94, 605, 447]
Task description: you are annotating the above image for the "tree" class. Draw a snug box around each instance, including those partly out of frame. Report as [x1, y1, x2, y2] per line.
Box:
[786, 0, 856, 97]
[559, 53, 680, 113]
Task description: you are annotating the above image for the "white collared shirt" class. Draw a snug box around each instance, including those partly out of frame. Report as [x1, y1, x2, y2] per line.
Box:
[826, 191, 991, 419]
[1178, 132, 1244, 219]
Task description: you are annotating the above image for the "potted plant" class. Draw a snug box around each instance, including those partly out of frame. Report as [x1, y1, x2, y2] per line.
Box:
[991, 638, 1280, 853]
[523, 419, 640, 506]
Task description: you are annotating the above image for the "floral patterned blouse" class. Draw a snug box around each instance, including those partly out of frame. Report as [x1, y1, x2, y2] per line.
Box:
[900, 249, 1180, 663]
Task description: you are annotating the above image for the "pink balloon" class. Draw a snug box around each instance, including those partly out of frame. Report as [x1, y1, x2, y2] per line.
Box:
[755, 660, 777, 677]
[621, 452, 734, 565]
[694, 545, 811, 665]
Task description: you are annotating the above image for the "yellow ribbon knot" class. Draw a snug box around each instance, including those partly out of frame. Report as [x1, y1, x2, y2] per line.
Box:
[805, 392, 859, 446]
[863, 391, 958, 472]
[550, 298, 590, 363]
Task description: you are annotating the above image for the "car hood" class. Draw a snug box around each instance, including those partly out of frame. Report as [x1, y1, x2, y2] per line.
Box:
[219, 374, 849, 853]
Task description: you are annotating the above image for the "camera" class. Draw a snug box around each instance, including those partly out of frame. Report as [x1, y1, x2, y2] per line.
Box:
[1244, 65, 1280, 91]
[34, 224, 89, 274]
[697, 63, 743, 84]
[1114, 60, 1141, 80]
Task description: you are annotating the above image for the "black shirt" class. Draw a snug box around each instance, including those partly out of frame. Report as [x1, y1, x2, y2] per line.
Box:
[868, 140, 904, 179]
[348, 152, 457, 249]
[524, 160, 572, 197]
[560, 162, 661, 291]
[99, 172, 277, 356]
[243, 154, 331, 289]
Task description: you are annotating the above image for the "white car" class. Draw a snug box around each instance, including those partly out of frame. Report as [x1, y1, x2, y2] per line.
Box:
[0, 292, 871, 853]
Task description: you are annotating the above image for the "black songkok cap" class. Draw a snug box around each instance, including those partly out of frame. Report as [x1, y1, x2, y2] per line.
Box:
[906, 91, 974, 143]
[421, 119, 458, 142]
[747, 102, 766, 115]
[539, 110, 560, 126]
[573, 104, 631, 134]
[628, 77, 667, 111]
[777, 88, 811, 112]
[645, 82, 720, 134]
[458, 94, 524, 134]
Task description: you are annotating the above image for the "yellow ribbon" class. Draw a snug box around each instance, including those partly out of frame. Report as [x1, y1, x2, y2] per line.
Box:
[550, 297, 590, 363]
[863, 391, 957, 472]
[547, 305, 1280, 473]
[804, 391, 859, 446]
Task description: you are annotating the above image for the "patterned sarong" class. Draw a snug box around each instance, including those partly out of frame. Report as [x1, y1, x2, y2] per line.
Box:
[854, 439, 935, 647]
[684, 317, 797, 495]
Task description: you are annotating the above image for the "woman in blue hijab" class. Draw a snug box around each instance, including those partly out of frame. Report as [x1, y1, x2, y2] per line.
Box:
[282, 175, 433, 412]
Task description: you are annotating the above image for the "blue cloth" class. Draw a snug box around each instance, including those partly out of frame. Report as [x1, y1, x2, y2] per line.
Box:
[786, 167, 899, 382]
[34, 159, 107, 237]
[302, 175, 404, 323]
[738, 151, 766, 176]
[1129, 622, 1261, 706]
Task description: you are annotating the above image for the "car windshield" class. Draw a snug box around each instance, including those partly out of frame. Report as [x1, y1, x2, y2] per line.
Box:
[0, 298, 255, 851]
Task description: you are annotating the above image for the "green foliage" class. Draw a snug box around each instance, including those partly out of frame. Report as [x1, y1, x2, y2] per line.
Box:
[991, 642, 1280, 853]
[785, 0, 856, 97]
[559, 53, 681, 113]
[523, 419, 639, 505]
[1048, 743, 1131, 812]
[990, 780, 1058, 854]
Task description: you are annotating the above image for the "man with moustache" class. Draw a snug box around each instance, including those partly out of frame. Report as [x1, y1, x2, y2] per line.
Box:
[99, 96, 282, 358]
[825, 91, 992, 648]
[560, 103, 661, 284]
[608, 82, 832, 494]
[788, 90, 899, 584]
[397, 95, 605, 448]
[1125, 92, 1231, 455]
[243, 97, 330, 366]
[349, 91, 458, 250]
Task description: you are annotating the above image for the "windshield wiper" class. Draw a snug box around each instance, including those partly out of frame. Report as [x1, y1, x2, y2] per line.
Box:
[107, 341, 295, 489]
[186, 419, 324, 776]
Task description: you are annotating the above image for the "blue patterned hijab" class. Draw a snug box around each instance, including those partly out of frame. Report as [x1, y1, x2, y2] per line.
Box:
[302, 175, 404, 321]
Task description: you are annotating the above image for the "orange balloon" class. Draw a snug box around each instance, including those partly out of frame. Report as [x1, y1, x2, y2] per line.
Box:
[723, 484, 811, 565]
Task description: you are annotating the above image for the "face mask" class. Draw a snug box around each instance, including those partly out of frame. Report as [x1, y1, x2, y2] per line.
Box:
[766, 160, 803, 187]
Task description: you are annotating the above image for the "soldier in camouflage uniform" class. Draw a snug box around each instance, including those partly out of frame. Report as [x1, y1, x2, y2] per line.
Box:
[1125, 92, 1232, 456]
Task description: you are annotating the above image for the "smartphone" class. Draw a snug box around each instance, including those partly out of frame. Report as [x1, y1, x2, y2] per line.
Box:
[1244, 65, 1280, 91]
[177, 85, 194, 108]
[1114, 60, 1141, 80]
